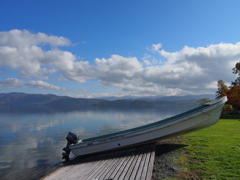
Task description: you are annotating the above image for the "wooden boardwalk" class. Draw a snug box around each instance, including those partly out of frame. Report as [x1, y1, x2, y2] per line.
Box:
[42, 143, 156, 180]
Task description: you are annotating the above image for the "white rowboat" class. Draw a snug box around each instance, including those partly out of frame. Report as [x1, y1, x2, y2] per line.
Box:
[62, 97, 227, 161]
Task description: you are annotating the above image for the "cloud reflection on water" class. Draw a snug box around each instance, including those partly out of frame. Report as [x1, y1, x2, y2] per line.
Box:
[0, 106, 183, 179]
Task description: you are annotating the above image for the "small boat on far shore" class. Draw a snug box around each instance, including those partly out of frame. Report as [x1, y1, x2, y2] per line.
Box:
[62, 97, 227, 162]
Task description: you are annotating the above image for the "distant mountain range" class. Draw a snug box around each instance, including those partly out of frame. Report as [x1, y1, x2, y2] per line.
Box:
[0, 92, 106, 107]
[98, 94, 215, 101]
[0, 92, 215, 109]
[145, 94, 215, 102]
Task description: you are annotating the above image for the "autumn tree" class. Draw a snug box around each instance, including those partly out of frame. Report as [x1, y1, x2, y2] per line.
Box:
[217, 62, 240, 114]
[216, 80, 228, 99]
[197, 98, 211, 105]
[225, 86, 240, 110]
[231, 61, 240, 87]
[230, 62, 240, 111]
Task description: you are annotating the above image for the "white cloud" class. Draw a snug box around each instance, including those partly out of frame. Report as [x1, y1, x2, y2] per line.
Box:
[0, 29, 75, 79]
[0, 78, 69, 91]
[0, 29, 239, 97]
[26, 80, 69, 91]
[143, 59, 152, 66]
[158, 43, 240, 82]
[0, 78, 25, 88]
[0, 29, 70, 47]
[88, 43, 239, 96]
[151, 43, 162, 51]
[147, 43, 162, 52]
[142, 54, 152, 66]
[94, 55, 142, 84]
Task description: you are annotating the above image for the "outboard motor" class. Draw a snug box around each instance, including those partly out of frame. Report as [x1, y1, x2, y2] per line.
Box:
[62, 132, 79, 163]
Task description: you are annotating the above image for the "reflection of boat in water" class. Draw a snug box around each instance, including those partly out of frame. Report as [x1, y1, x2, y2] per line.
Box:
[62, 97, 227, 161]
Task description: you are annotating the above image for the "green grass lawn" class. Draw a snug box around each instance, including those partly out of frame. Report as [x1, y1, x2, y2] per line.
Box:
[177, 119, 240, 180]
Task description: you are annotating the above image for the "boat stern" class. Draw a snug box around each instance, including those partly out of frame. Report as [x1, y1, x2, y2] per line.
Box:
[62, 132, 79, 163]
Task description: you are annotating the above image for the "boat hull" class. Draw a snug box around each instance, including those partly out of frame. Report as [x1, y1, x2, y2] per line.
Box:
[70, 97, 226, 156]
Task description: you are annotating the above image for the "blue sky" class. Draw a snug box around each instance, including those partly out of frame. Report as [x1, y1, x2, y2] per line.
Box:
[1, 0, 240, 98]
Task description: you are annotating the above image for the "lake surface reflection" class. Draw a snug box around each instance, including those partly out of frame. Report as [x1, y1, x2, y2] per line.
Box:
[0, 106, 185, 180]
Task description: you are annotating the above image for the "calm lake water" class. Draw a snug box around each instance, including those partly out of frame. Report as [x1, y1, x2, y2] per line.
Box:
[0, 106, 188, 180]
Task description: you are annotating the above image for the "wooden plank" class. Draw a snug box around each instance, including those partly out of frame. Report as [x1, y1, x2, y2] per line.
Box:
[101, 150, 126, 179]
[98, 149, 127, 180]
[69, 162, 98, 180]
[43, 164, 74, 180]
[134, 144, 149, 180]
[145, 143, 156, 180]
[63, 163, 87, 179]
[118, 145, 147, 180]
[124, 144, 145, 180]
[141, 144, 152, 180]
[85, 150, 123, 180]
[102, 156, 125, 179]
[112, 146, 137, 179]
[47, 153, 99, 180]
[105, 147, 135, 179]
[65, 154, 104, 180]
[45, 152, 104, 180]
[140, 143, 155, 180]
[84, 151, 117, 180]
[128, 145, 147, 180]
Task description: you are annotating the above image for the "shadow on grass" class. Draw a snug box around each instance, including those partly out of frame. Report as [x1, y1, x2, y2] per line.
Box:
[152, 142, 188, 180]
[220, 114, 240, 120]
[155, 143, 187, 157]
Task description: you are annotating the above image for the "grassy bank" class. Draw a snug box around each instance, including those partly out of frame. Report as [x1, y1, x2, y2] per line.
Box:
[176, 119, 240, 179]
